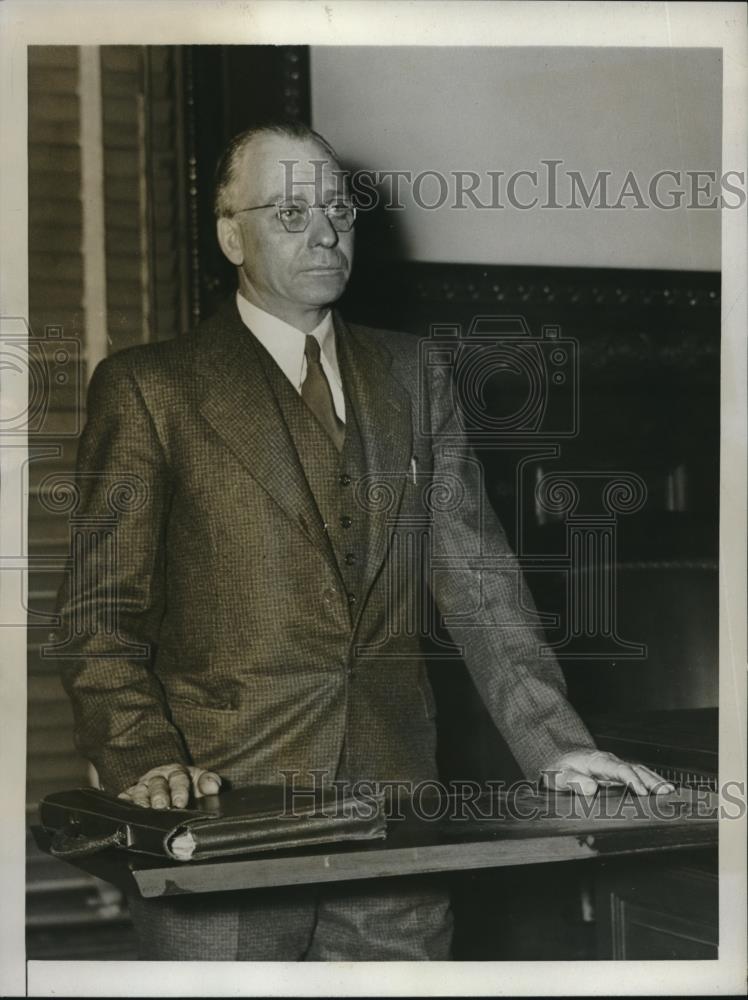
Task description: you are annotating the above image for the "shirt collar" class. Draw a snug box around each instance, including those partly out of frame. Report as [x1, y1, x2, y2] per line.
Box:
[234, 291, 345, 420]
[235, 291, 335, 364]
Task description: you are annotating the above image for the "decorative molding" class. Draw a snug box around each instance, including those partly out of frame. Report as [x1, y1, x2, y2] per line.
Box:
[280, 47, 310, 121]
[388, 262, 721, 311]
[183, 47, 202, 329]
[344, 262, 721, 374]
[78, 46, 108, 378]
[179, 45, 313, 324]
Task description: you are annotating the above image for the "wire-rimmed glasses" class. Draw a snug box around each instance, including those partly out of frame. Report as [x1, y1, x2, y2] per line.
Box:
[232, 199, 357, 233]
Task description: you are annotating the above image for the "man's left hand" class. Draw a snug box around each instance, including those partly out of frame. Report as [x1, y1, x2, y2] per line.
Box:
[542, 749, 675, 796]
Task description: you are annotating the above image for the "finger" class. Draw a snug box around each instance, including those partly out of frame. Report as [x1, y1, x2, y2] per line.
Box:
[130, 781, 151, 808]
[632, 763, 675, 794]
[600, 761, 649, 795]
[148, 774, 171, 809]
[548, 768, 599, 796]
[167, 768, 191, 808]
[194, 770, 222, 798]
[575, 753, 650, 795]
[117, 789, 134, 802]
[140, 763, 181, 783]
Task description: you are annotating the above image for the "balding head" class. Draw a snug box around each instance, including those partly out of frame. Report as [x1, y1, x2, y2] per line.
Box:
[214, 123, 355, 333]
[213, 122, 342, 219]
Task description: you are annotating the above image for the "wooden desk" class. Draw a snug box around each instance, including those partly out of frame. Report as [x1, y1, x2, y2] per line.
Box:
[33, 788, 716, 900]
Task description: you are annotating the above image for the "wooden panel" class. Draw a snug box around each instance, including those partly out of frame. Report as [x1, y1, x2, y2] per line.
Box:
[595, 852, 718, 959]
[143, 47, 190, 341]
[26, 119, 79, 147]
[28, 47, 79, 70]
[613, 901, 717, 959]
[27, 173, 81, 202]
[101, 48, 143, 350]
[26, 46, 136, 957]
[27, 46, 88, 819]
[26, 832, 137, 960]
[28, 96, 79, 125]
[101, 46, 189, 348]
[184, 45, 311, 323]
[28, 67, 78, 94]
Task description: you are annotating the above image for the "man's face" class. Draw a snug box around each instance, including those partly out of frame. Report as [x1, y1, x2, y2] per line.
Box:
[220, 135, 354, 321]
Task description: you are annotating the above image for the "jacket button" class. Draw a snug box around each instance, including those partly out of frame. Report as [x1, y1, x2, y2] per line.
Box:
[344, 552, 356, 565]
[347, 592, 357, 605]
[340, 515, 352, 528]
[339, 473, 352, 486]
[322, 586, 337, 606]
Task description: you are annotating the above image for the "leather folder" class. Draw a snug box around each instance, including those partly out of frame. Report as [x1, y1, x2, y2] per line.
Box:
[39, 785, 387, 863]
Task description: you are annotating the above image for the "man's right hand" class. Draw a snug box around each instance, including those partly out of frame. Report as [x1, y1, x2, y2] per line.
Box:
[117, 764, 222, 809]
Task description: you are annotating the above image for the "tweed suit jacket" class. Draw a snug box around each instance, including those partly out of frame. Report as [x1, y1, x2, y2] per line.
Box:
[57, 298, 595, 795]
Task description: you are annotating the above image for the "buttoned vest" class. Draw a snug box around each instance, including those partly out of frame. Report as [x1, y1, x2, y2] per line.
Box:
[251, 331, 370, 621]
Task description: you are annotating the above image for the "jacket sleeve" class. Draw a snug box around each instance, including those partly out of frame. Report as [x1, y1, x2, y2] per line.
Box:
[425, 362, 597, 780]
[56, 353, 190, 794]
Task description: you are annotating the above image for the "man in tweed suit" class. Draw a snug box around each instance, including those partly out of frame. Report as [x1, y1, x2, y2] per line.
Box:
[58, 122, 670, 960]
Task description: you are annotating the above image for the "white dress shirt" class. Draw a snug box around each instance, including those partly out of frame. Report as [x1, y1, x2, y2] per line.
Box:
[236, 292, 346, 423]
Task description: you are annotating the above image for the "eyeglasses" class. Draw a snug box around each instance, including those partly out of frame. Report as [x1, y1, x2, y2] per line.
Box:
[232, 199, 357, 233]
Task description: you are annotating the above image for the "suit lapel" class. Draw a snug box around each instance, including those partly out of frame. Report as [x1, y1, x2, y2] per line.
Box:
[196, 303, 334, 565]
[195, 302, 414, 598]
[335, 313, 413, 599]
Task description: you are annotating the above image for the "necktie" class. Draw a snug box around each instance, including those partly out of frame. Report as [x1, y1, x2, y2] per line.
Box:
[301, 335, 345, 451]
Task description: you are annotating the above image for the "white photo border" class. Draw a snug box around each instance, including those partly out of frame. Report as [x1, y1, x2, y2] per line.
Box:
[1, 2, 744, 996]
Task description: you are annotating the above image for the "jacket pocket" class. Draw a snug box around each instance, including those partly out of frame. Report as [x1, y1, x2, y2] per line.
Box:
[157, 650, 241, 712]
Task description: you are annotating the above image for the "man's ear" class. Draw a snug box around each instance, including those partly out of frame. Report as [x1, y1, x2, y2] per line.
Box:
[216, 217, 244, 266]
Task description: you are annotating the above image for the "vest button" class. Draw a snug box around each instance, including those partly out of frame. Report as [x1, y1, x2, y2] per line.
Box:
[344, 552, 356, 565]
[347, 592, 357, 605]
[339, 473, 352, 486]
[340, 515, 352, 528]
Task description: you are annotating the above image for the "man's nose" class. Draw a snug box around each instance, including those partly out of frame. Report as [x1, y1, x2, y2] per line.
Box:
[306, 207, 339, 248]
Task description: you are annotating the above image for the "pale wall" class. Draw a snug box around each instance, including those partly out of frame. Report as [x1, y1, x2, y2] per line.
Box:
[310, 47, 722, 270]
